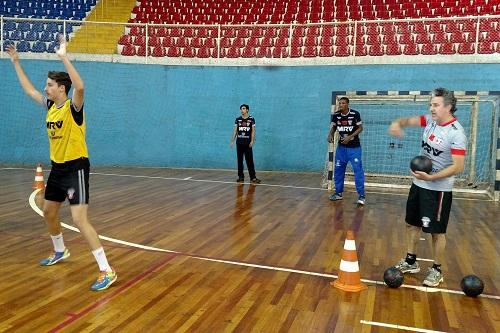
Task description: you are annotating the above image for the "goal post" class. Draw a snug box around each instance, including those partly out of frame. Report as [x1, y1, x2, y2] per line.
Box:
[322, 90, 500, 201]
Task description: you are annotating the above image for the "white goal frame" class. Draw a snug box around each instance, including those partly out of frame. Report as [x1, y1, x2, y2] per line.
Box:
[323, 90, 500, 201]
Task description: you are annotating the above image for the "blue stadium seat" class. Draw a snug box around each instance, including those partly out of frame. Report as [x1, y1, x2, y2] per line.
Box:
[46, 23, 59, 33]
[31, 22, 44, 33]
[3, 40, 14, 50]
[62, 8, 75, 19]
[10, 30, 24, 41]
[20, 7, 34, 17]
[16, 41, 31, 52]
[3, 21, 16, 32]
[17, 21, 30, 32]
[6, 7, 20, 16]
[40, 31, 56, 42]
[25, 31, 39, 42]
[32, 41, 47, 53]
[47, 41, 58, 53]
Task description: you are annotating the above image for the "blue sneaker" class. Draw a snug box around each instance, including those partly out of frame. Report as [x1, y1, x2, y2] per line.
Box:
[39, 248, 70, 266]
[329, 193, 343, 201]
[357, 196, 366, 205]
[91, 268, 117, 291]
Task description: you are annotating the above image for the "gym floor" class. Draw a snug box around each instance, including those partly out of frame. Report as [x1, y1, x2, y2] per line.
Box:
[0, 166, 498, 332]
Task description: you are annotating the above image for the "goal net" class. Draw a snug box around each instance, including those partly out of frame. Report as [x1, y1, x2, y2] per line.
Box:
[322, 90, 499, 200]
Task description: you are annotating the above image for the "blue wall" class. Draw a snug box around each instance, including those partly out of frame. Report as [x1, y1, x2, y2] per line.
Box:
[1, 60, 499, 171]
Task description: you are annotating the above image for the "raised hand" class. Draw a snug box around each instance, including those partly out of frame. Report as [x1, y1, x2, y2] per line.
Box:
[6, 44, 19, 63]
[54, 34, 67, 58]
[388, 121, 404, 138]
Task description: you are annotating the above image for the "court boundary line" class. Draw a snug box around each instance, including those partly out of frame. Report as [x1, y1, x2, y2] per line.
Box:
[28, 189, 500, 300]
[1, 167, 492, 200]
[360, 320, 448, 333]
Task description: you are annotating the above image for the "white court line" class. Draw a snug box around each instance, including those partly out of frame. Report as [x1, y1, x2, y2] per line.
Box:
[90, 172, 326, 191]
[1, 167, 490, 200]
[27, 189, 500, 300]
[360, 320, 447, 333]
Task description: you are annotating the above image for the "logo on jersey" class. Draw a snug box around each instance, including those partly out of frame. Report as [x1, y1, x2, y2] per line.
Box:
[67, 188, 75, 200]
[47, 121, 63, 129]
[337, 126, 354, 132]
[428, 134, 443, 145]
[421, 141, 443, 156]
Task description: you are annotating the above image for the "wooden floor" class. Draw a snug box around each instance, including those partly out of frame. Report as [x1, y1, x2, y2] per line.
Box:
[0, 166, 498, 333]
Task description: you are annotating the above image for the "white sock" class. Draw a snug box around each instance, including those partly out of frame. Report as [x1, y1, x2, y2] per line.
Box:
[50, 233, 65, 252]
[92, 247, 112, 272]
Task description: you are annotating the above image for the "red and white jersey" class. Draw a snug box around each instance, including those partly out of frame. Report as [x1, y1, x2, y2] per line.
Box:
[413, 114, 467, 192]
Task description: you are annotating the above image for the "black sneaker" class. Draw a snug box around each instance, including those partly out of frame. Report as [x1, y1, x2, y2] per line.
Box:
[236, 178, 244, 183]
[251, 178, 261, 184]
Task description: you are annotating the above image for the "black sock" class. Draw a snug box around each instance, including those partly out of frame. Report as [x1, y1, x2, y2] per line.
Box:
[432, 263, 442, 273]
[405, 253, 417, 265]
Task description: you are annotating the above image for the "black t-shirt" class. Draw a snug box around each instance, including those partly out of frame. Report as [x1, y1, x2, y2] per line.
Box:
[331, 109, 362, 148]
[234, 116, 255, 145]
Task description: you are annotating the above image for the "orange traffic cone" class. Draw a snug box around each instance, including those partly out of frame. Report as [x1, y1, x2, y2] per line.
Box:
[331, 230, 367, 292]
[32, 163, 45, 191]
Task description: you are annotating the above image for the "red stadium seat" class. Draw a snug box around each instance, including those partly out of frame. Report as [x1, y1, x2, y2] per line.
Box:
[319, 36, 334, 46]
[161, 36, 175, 47]
[386, 43, 402, 55]
[256, 46, 271, 58]
[166, 46, 181, 57]
[181, 46, 195, 58]
[449, 32, 466, 43]
[477, 42, 494, 54]
[457, 42, 475, 54]
[196, 47, 211, 58]
[261, 37, 274, 47]
[421, 43, 438, 55]
[232, 37, 246, 48]
[368, 44, 384, 56]
[415, 33, 432, 44]
[335, 45, 351, 57]
[241, 46, 256, 58]
[272, 46, 288, 58]
[319, 45, 334, 57]
[439, 42, 456, 54]
[151, 45, 165, 57]
[136, 45, 150, 56]
[121, 44, 136, 56]
[275, 36, 289, 48]
[225, 46, 241, 58]
[403, 43, 420, 55]
[190, 37, 203, 48]
[354, 45, 367, 56]
[303, 46, 318, 57]
[290, 46, 302, 58]
[118, 34, 132, 45]
[133, 35, 146, 46]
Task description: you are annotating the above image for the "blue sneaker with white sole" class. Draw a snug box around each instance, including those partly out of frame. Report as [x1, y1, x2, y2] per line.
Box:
[91, 268, 117, 291]
[39, 248, 70, 266]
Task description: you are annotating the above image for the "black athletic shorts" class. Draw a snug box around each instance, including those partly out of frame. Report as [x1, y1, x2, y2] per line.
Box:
[44, 157, 90, 205]
[405, 183, 452, 234]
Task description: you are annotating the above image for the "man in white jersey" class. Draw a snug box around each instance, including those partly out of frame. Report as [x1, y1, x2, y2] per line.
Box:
[388, 88, 467, 287]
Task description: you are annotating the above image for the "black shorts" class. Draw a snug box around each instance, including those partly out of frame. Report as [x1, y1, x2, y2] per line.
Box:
[44, 158, 90, 205]
[405, 183, 452, 234]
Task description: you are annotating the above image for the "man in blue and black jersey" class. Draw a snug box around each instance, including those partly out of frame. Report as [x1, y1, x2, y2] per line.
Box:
[230, 104, 261, 184]
[328, 97, 366, 205]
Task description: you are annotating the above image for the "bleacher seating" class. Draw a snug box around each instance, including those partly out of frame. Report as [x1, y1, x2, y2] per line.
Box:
[1, 0, 96, 55]
[2, 0, 499, 58]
